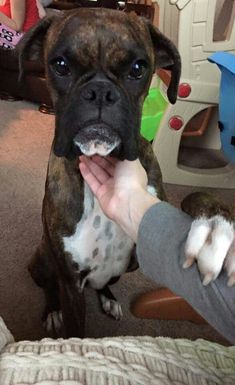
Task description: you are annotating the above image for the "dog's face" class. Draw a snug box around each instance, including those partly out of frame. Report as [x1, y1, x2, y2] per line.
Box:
[19, 8, 180, 160]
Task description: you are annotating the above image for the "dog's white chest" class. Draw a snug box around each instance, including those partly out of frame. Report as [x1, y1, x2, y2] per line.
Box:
[63, 183, 134, 289]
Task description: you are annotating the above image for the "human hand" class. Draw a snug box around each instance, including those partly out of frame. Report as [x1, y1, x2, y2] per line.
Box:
[79, 155, 148, 220]
[79, 156, 158, 241]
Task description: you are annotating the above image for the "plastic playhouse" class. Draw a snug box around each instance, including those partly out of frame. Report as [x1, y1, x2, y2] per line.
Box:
[150, 0, 235, 188]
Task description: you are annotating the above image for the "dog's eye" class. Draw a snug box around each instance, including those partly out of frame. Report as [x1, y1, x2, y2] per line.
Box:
[128, 60, 147, 80]
[51, 57, 71, 77]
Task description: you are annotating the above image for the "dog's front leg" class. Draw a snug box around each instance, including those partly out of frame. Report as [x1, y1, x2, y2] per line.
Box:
[28, 239, 63, 337]
[29, 238, 86, 338]
[138, 137, 167, 202]
[58, 273, 86, 338]
[42, 152, 87, 337]
[43, 254, 86, 338]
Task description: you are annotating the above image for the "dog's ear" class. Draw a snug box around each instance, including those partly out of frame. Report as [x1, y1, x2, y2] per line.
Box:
[17, 14, 60, 80]
[146, 22, 181, 104]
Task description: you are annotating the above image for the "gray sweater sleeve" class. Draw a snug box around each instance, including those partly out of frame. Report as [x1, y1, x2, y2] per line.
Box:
[136, 202, 235, 344]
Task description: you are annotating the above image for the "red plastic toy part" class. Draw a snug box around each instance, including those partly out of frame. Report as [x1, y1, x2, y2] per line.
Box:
[178, 83, 191, 98]
[169, 116, 184, 130]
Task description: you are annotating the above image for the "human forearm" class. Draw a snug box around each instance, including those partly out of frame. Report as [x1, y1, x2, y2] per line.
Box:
[136, 202, 235, 344]
[137, 202, 192, 287]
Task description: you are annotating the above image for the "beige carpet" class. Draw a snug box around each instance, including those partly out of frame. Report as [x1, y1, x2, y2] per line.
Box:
[0, 100, 233, 345]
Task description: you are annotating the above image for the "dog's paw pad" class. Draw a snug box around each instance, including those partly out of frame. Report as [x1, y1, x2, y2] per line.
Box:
[43, 311, 63, 334]
[100, 295, 123, 320]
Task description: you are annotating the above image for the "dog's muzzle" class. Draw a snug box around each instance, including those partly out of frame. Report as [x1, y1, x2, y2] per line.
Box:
[73, 123, 121, 157]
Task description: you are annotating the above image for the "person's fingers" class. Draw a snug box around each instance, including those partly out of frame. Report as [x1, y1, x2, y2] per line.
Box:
[79, 156, 111, 184]
[91, 155, 117, 174]
[105, 156, 118, 166]
[79, 161, 101, 195]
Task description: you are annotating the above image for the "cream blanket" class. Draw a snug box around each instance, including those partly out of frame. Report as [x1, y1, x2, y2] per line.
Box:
[0, 316, 234, 385]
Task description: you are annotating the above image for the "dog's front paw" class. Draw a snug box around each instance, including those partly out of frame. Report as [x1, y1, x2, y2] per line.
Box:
[43, 310, 63, 335]
[184, 216, 235, 286]
[100, 294, 123, 320]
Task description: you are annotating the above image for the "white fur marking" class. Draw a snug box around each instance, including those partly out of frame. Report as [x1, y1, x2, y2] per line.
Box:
[147, 185, 158, 197]
[75, 138, 121, 157]
[44, 311, 63, 334]
[100, 294, 123, 320]
[185, 215, 235, 285]
[63, 183, 134, 289]
[184, 217, 211, 264]
[198, 217, 234, 282]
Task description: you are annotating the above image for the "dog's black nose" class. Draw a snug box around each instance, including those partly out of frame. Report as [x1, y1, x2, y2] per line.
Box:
[81, 81, 120, 106]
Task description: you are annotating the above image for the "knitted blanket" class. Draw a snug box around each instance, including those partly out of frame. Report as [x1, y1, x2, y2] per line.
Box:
[0, 316, 234, 385]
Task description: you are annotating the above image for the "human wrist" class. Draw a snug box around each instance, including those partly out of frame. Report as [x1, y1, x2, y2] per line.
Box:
[113, 187, 159, 242]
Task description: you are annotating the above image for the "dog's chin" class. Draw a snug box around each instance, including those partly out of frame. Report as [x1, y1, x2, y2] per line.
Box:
[74, 139, 121, 157]
[73, 124, 122, 158]
[53, 123, 138, 161]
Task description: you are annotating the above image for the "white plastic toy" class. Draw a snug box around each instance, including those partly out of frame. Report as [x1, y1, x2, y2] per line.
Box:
[152, 0, 235, 188]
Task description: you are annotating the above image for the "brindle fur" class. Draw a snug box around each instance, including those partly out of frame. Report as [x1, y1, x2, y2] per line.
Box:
[181, 192, 235, 222]
[20, 8, 180, 338]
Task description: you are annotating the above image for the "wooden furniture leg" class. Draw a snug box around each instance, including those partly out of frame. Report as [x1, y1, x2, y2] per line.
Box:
[131, 288, 206, 324]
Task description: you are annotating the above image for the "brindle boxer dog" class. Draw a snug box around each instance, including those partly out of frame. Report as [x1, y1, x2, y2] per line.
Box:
[19, 8, 235, 338]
